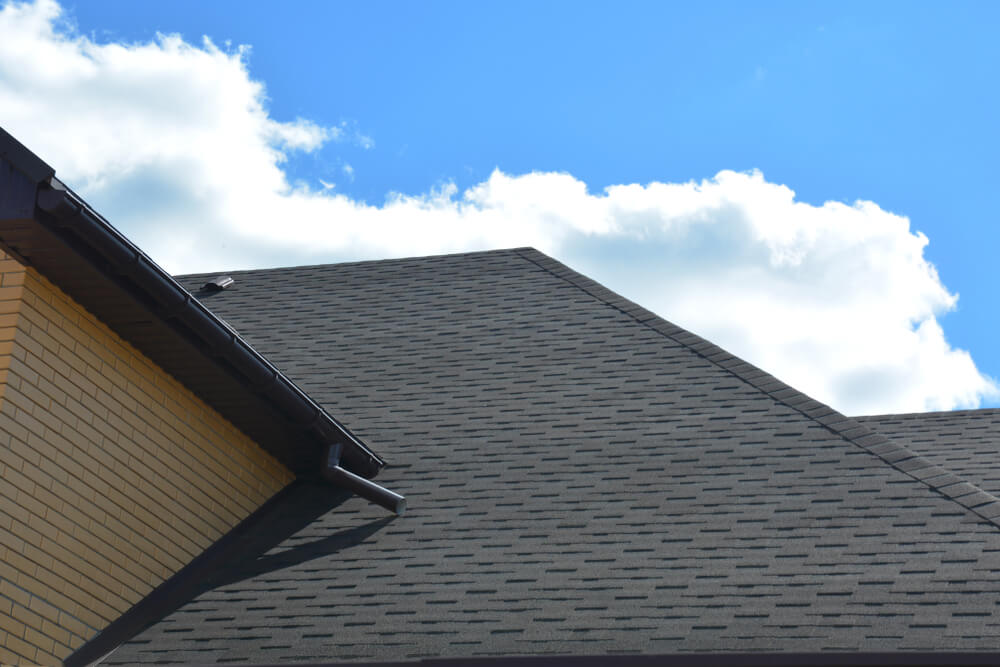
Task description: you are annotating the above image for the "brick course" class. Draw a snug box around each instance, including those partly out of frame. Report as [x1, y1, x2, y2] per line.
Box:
[0, 255, 294, 664]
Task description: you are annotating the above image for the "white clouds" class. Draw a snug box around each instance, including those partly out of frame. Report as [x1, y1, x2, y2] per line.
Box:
[266, 118, 336, 152]
[1, 0, 996, 415]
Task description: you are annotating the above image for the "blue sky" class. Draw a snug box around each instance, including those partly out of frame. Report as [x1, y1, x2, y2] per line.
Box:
[2, 0, 998, 414]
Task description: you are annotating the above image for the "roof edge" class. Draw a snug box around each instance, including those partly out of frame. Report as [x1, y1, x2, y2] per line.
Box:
[0, 126, 54, 184]
[859, 406, 1000, 420]
[0, 127, 386, 480]
[228, 651, 1000, 667]
[514, 247, 1000, 532]
[36, 179, 385, 476]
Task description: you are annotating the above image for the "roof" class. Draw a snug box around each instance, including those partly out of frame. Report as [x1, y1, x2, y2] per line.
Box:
[0, 126, 384, 479]
[860, 410, 1000, 498]
[102, 248, 1000, 663]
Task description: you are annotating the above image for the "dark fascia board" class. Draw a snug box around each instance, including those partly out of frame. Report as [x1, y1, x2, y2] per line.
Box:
[0, 128, 53, 184]
[0, 126, 384, 479]
[234, 653, 1000, 667]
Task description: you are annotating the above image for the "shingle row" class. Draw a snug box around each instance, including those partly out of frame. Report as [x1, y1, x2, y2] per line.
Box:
[108, 249, 1000, 663]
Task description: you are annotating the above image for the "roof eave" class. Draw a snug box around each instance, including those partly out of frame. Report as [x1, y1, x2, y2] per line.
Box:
[0, 126, 384, 480]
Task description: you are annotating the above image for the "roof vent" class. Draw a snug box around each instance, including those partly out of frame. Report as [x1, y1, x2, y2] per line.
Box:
[203, 275, 234, 292]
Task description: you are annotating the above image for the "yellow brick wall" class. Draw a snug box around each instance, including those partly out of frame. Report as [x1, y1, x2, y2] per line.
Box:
[0, 256, 294, 665]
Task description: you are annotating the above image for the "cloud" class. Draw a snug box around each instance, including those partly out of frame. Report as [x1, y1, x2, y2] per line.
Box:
[1, 0, 996, 415]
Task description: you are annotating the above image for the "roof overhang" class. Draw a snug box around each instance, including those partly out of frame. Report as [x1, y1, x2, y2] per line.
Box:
[0, 127, 391, 490]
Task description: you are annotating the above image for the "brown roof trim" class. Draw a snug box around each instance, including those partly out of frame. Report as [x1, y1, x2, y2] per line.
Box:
[0, 126, 384, 479]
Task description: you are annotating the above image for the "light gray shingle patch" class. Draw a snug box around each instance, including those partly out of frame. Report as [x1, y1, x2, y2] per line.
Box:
[106, 249, 1000, 663]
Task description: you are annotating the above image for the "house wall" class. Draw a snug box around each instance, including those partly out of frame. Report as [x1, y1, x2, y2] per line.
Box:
[0, 255, 294, 665]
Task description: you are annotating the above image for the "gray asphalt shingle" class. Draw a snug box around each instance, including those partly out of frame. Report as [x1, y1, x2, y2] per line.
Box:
[106, 248, 1000, 663]
[860, 410, 1000, 498]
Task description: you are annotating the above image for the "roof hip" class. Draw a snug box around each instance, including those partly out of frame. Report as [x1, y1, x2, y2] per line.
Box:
[513, 246, 1000, 533]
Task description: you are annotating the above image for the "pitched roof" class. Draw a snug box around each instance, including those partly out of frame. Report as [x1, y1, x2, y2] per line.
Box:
[105, 248, 1000, 663]
[0, 126, 383, 480]
[860, 410, 1000, 498]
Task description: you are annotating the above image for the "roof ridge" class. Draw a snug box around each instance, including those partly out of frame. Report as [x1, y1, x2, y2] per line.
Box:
[860, 407, 1000, 420]
[513, 247, 1000, 531]
[175, 247, 534, 279]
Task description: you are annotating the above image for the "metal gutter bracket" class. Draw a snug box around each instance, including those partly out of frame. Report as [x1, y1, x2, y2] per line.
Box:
[323, 444, 406, 516]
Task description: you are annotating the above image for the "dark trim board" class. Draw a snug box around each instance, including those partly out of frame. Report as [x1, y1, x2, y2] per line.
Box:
[1, 125, 386, 481]
[186, 652, 1000, 667]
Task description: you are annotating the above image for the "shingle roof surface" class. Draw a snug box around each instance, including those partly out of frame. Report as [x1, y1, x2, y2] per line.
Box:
[108, 249, 1000, 663]
[860, 410, 1000, 498]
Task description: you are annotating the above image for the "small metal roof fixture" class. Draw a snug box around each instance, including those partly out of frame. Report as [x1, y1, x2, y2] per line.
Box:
[203, 275, 235, 292]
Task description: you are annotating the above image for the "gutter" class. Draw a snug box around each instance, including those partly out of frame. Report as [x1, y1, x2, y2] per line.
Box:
[0, 127, 402, 513]
[35, 178, 386, 471]
[323, 443, 406, 515]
